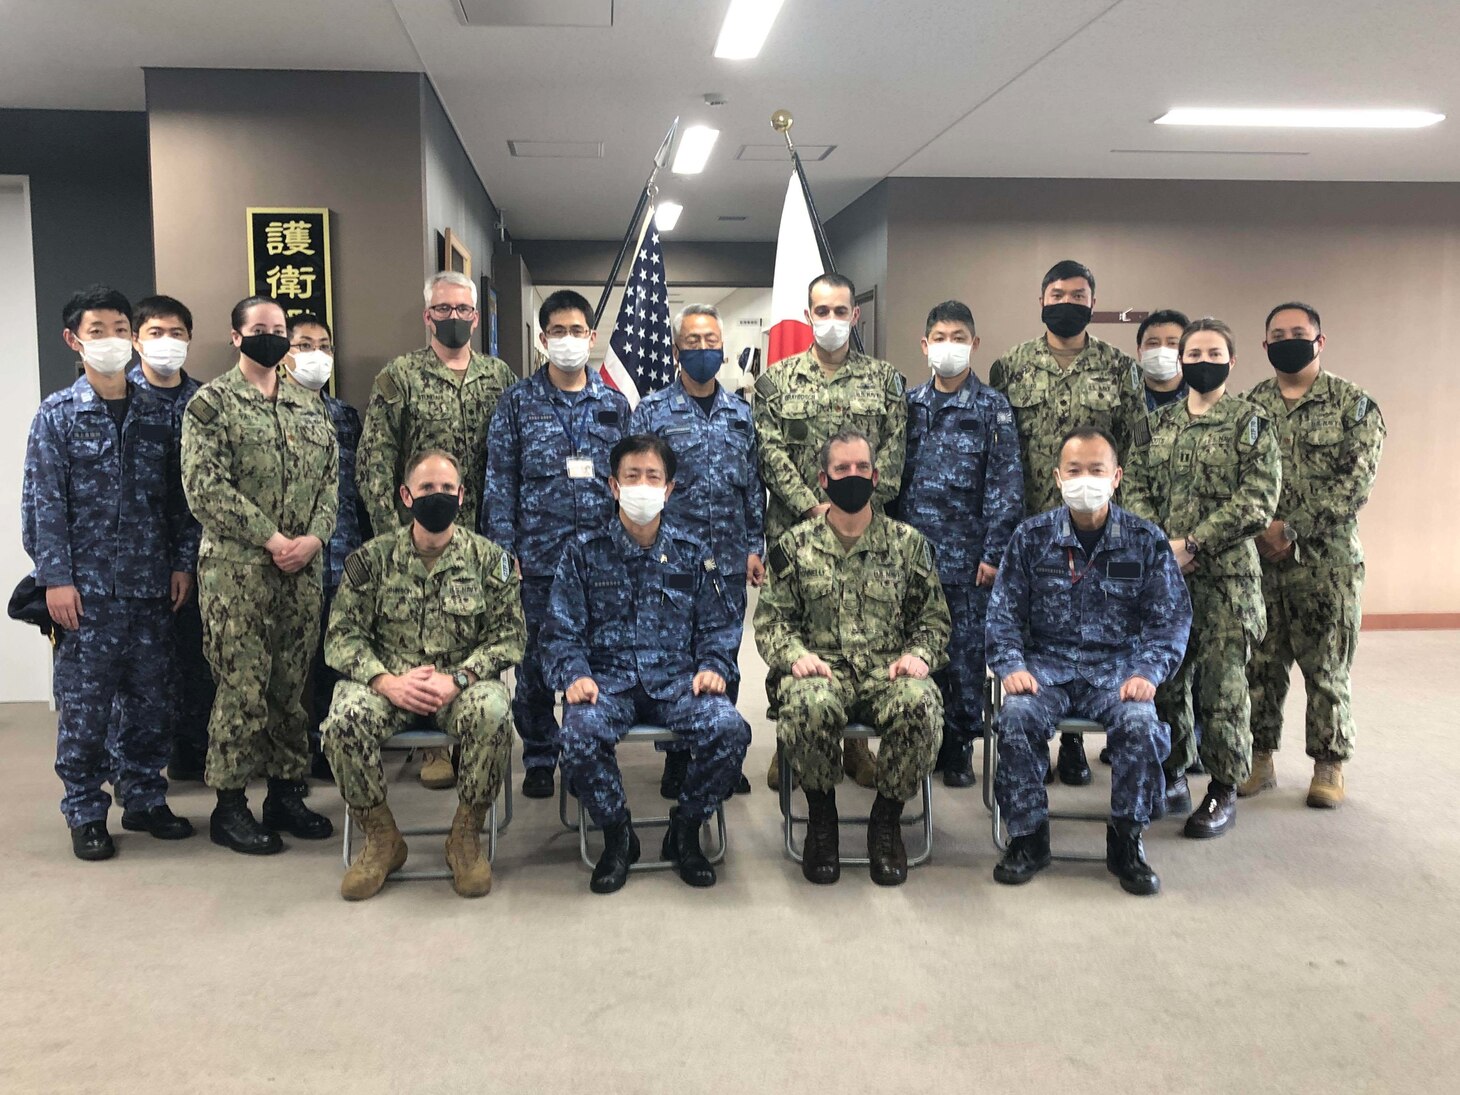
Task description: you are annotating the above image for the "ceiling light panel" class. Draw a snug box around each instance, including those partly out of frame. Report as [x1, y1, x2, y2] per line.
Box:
[713, 0, 785, 60]
[1155, 108, 1445, 129]
[671, 126, 719, 174]
[656, 202, 683, 231]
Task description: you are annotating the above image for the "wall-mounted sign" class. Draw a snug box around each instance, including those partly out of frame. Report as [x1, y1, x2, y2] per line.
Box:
[246, 208, 334, 331]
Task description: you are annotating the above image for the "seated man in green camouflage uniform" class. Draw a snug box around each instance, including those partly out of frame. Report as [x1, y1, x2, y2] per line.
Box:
[322, 450, 525, 901]
[755, 428, 950, 887]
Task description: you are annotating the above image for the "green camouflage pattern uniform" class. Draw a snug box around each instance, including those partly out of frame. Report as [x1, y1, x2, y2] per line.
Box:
[753, 348, 908, 546]
[1244, 371, 1384, 762]
[181, 367, 338, 790]
[322, 526, 526, 809]
[754, 513, 950, 802]
[357, 347, 515, 535]
[989, 334, 1145, 516]
[1122, 394, 1281, 786]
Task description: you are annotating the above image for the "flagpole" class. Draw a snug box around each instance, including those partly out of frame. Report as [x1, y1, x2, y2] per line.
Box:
[772, 109, 864, 353]
[593, 117, 679, 330]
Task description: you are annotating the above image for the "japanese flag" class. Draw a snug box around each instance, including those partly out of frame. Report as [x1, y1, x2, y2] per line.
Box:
[767, 172, 821, 368]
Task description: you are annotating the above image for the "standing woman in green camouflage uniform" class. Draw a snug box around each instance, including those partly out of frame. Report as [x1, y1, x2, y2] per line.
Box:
[1122, 318, 1280, 839]
[182, 297, 339, 855]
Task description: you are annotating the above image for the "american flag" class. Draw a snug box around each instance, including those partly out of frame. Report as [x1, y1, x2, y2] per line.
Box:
[599, 220, 674, 409]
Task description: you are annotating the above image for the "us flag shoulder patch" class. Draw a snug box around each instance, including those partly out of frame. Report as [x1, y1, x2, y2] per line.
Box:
[344, 553, 372, 589]
[186, 395, 218, 426]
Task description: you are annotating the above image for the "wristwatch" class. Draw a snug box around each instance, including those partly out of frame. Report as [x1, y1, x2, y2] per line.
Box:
[452, 670, 472, 691]
[1281, 524, 1299, 544]
[1184, 536, 1201, 558]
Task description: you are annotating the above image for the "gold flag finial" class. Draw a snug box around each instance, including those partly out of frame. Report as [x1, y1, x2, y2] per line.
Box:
[771, 109, 793, 134]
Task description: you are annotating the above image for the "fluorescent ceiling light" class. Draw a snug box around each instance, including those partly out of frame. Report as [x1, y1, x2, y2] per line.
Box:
[713, 0, 785, 60]
[671, 126, 719, 174]
[1155, 107, 1445, 129]
[656, 202, 683, 231]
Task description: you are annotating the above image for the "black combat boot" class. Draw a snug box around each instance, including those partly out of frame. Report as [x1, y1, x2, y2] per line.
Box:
[661, 807, 716, 887]
[71, 820, 116, 861]
[210, 789, 283, 855]
[801, 787, 840, 885]
[1057, 733, 1092, 786]
[658, 750, 690, 800]
[1162, 773, 1192, 818]
[867, 794, 908, 886]
[993, 820, 1052, 885]
[591, 813, 640, 894]
[943, 737, 976, 788]
[1106, 819, 1160, 895]
[121, 804, 194, 840]
[521, 766, 555, 799]
[1184, 780, 1237, 839]
[262, 777, 333, 839]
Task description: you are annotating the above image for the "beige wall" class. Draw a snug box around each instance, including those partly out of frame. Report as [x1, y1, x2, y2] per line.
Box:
[145, 69, 428, 408]
[843, 177, 1459, 616]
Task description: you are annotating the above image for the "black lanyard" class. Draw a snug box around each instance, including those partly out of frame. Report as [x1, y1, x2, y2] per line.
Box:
[549, 395, 590, 453]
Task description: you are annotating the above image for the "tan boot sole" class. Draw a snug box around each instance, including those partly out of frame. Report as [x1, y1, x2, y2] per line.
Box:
[340, 837, 408, 901]
[1306, 787, 1344, 809]
[448, 858, 493, 897]
[1237, 775, 1277, 798]
[420, 766, 457, 790]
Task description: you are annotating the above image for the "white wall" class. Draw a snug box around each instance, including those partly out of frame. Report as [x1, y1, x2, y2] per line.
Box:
[0, 178, 52, 702]
[713, 286, 772, 392]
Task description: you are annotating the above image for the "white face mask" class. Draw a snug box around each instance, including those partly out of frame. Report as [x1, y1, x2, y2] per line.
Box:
[78, 336, 133, 376]
[928, 341, 971, 378]
[1140, 346, 1181, 383]
[1060, 474, 1116, 514]
[617, 483, 666, 525]
[812, 318, 850, 352]
[288, 350, 334, 391]
[546, 335, 591, 372]
[138, 336, 189, 377]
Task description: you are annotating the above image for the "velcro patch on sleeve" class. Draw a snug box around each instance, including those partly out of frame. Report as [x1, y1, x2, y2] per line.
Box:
[1133, 415, 1152, 448]
[186, 394, 219, 426]
[375, 372, 402, 403]
[755, 373, 776, 400]
[344, 552, 372, 589]
[769, 543, 793, 577]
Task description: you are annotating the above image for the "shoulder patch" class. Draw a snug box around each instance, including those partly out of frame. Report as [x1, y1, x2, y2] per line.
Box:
[1133, 415, 1152, 448]
[920, 539, 934, 573]
[769, 543, 793, 577]
[1244, 414, 1267, 446]
[499, 553, 512, 583]
[755, 372, 776, 400]
[186, 393, 219, 426]
[888, 370, 906, 397]
[375, 372, 402, 404]
[344, 552, 372, 589]
[1351, 394, 1370, 424]
[988, 359, 1007, 389]
[1129, 362, 1142, 391]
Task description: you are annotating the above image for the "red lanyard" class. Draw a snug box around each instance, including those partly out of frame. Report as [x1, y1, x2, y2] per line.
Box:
[1066, 548, 1099, 586]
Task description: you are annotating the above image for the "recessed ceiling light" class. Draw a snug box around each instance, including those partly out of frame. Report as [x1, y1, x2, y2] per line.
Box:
[1155, 107, 1445, 129]
[713, 0, 785, 60]
[671, 126, 719, 174]
[656, 202, 683, 231]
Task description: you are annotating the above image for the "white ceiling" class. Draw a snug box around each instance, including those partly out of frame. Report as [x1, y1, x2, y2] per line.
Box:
[3, 0, 1458, 241]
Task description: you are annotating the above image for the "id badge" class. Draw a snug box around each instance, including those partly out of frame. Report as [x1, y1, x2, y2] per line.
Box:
[566, 457, 594, 479]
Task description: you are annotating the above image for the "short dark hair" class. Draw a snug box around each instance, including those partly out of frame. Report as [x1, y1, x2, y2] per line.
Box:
[1264, 301, 1321, 334]
[133, 294, 193, 336]
[1180, 317, 1236, 358]
[610, 433, 677, 482]
[818, 426, 874, 473]
[404, 448, 462, 485]
[287, 311, 332, 339]
[230, 295, 283, 332]
[62, 284, 132, 334]
[539, 289, 593, 331]
[1059, 425, 1119, 464]
[808, 272, 856, 305]
[1136, 309, 1189, 346]
[1041, 260, 1095, 295]
[924, 300, 976, 337]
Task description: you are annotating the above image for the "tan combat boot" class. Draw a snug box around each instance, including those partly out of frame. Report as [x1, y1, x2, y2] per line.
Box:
[766, 742, 798, 792]
[419, 747, 456, 789]
[843, 738, 877, 789]
[1238, 751, 1277, 798]
[1306, 760, 1345, 809]
[340, 803, 408, 901]
[445, 801, 492, 897]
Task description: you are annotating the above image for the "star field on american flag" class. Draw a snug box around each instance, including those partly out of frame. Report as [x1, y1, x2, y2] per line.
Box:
[601, 223, 675, 403]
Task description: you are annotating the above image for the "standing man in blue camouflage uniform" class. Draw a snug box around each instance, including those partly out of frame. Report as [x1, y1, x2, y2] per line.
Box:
[986, 426, 1191, 895]
[896, 300, 1022, 788]
[1137, 309, 1191, 413]
[542, 435, 750, 894]
[285, 313, 371, 783]
[989, 260, 1146, 787]
[182, 297, 338, 855]
[486, 289, 629, 800]
[358, 272, 515, 789]
[23, 285, 198, 860]
[630, 302, 763, 798]
[127, 295, 211, 782]
[1242, 303, 1385, 809]
[1122, 319, 1281, 838]
[753, 273, 908, 791]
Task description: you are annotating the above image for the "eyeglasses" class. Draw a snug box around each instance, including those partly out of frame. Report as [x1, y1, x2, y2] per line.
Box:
[545, 325, 592, 339]
[428, 304, 478, 320]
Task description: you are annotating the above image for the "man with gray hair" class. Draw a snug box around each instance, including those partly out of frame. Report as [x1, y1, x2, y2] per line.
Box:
[630, 303, 765, 797]
[357, 270, 515, 789]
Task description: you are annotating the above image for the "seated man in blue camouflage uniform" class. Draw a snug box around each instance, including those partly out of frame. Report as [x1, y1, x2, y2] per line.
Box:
[986, 426, 1191, 895]
[542, 434, 751, 894]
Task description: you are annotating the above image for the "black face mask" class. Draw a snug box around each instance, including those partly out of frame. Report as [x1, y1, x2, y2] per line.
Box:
[824, 473, 875, 515]
[1042, 303, 1092, 340]
[1182, 360, 1230, 394]
[239, 333, 291, 369]
[1266, 338, 1317, 374]
[406, 490, 460, 534]
[433, 317, 473, 350]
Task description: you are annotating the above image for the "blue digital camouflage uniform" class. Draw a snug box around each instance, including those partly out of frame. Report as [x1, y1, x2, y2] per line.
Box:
[541, 521, 751, 826]
[1146, 380, 1188, 412]
[484, 367, 629, 771]
[123, 362, 212, 767]
[23, 376, 197, 826]
[896, 373, 1023, 747]
[986, 505, 1192, 834]
[629, 377, 765, 704]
